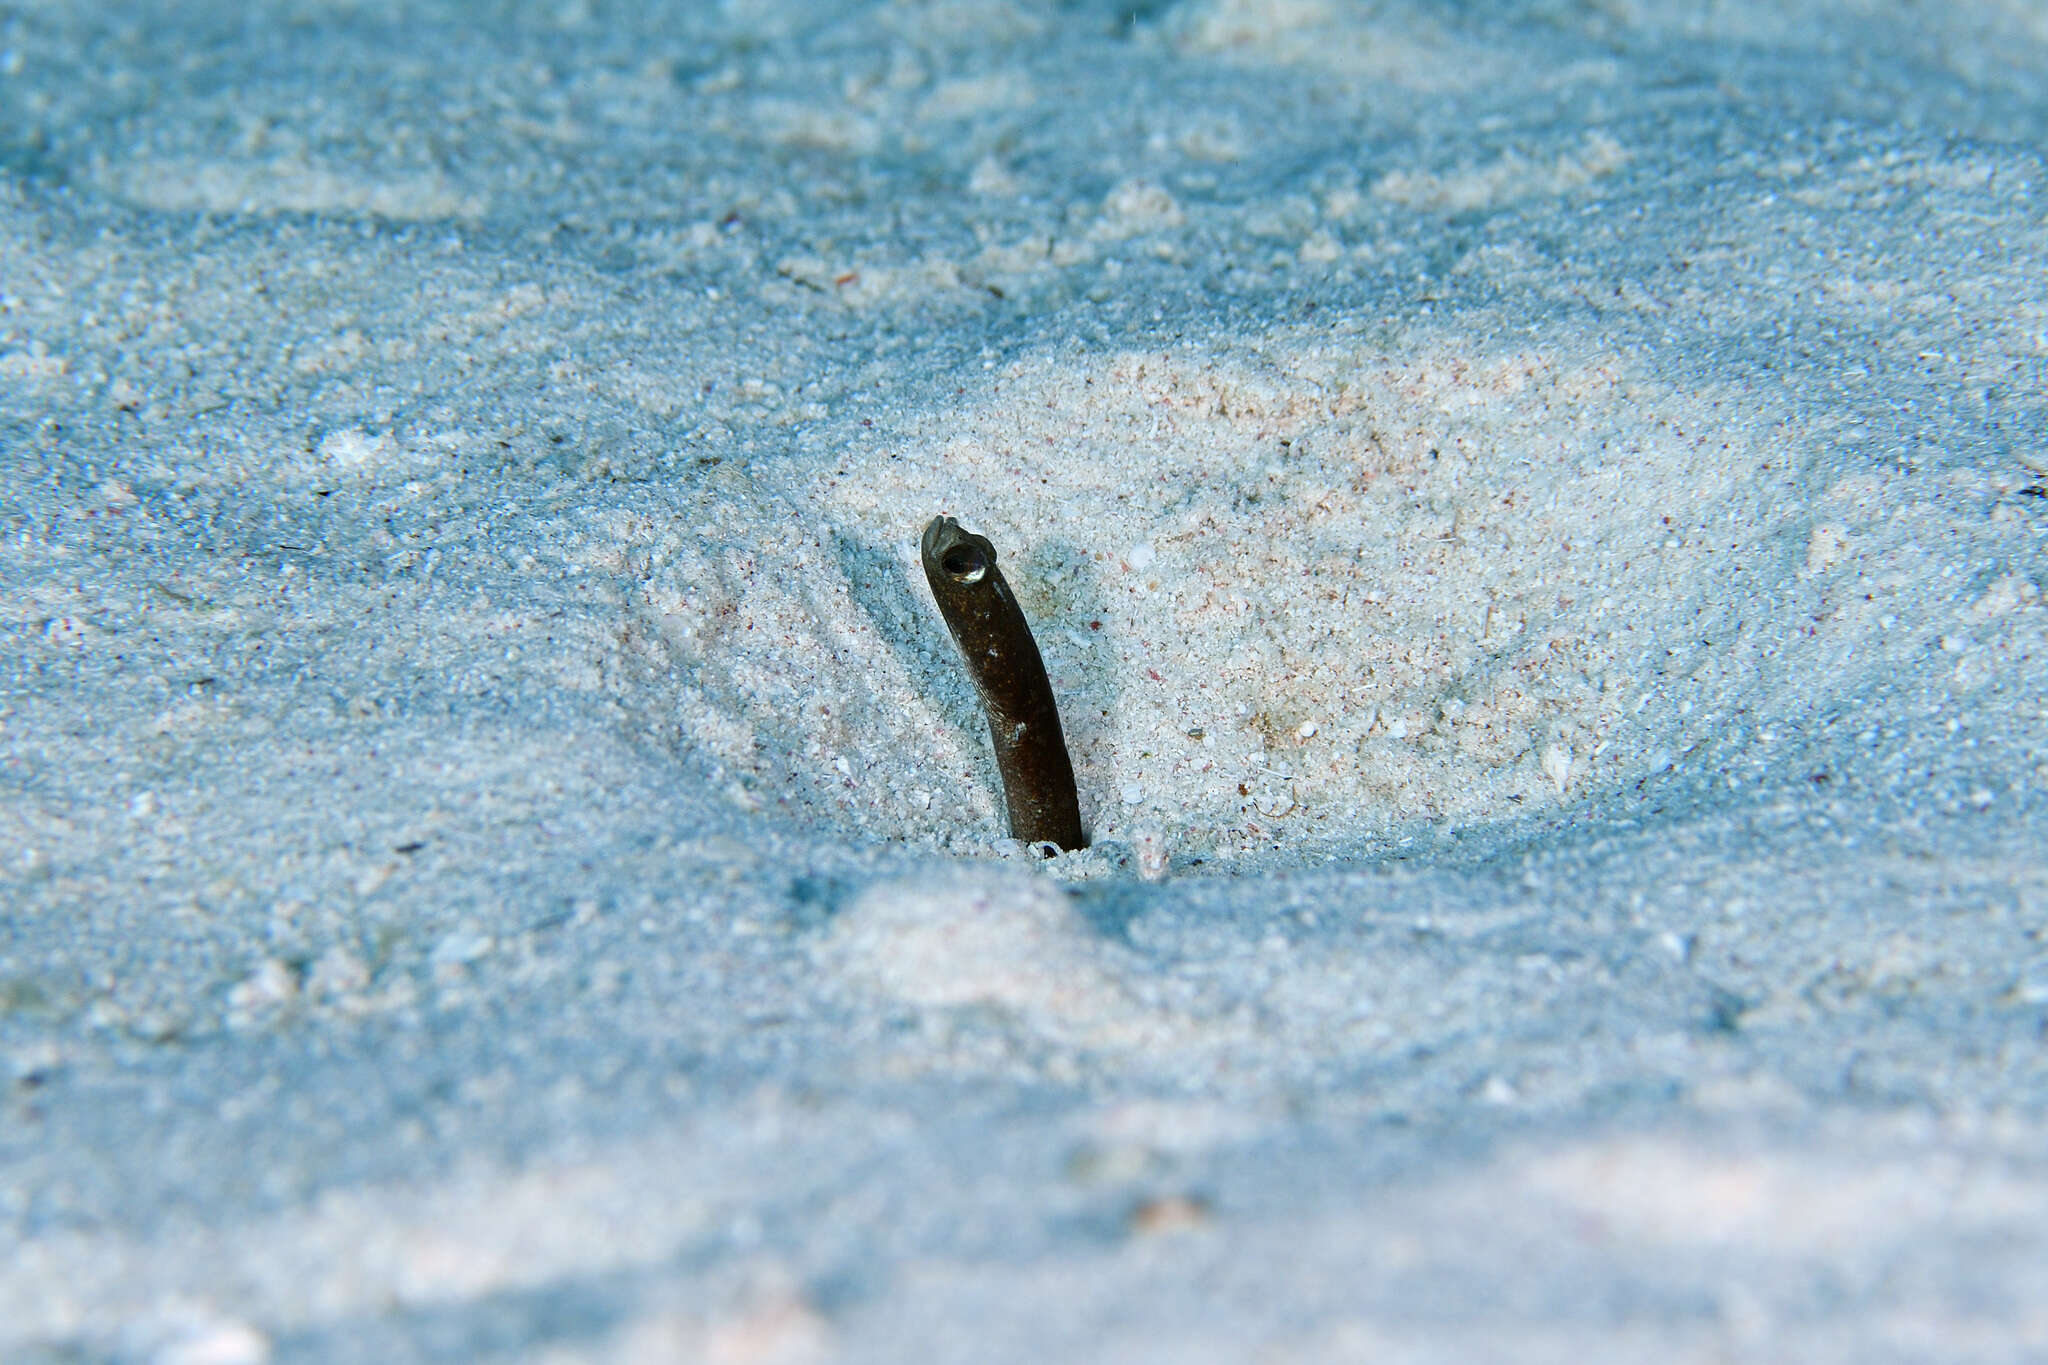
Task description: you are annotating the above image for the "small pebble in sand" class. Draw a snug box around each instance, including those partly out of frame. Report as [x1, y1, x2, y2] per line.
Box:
[1133, 824, 1170, 881]
[1129, 1193, 1212, 1237]
[1541, 743, 1573, 795]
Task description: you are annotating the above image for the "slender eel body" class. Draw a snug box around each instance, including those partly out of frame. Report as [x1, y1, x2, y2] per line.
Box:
[921, 516, 1087, 851]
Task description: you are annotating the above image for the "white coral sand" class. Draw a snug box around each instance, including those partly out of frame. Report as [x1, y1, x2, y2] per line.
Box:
[2, 1, 2046, 1360]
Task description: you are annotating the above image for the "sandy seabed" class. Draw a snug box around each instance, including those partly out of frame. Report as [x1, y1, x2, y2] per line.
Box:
[3, 1, 2048, 1360]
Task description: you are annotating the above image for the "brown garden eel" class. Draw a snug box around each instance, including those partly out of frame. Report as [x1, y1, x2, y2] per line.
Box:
[920, 515, 1087, 852]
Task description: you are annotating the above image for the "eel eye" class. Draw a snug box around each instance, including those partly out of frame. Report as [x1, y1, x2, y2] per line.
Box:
[940, 544, 988, 584]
